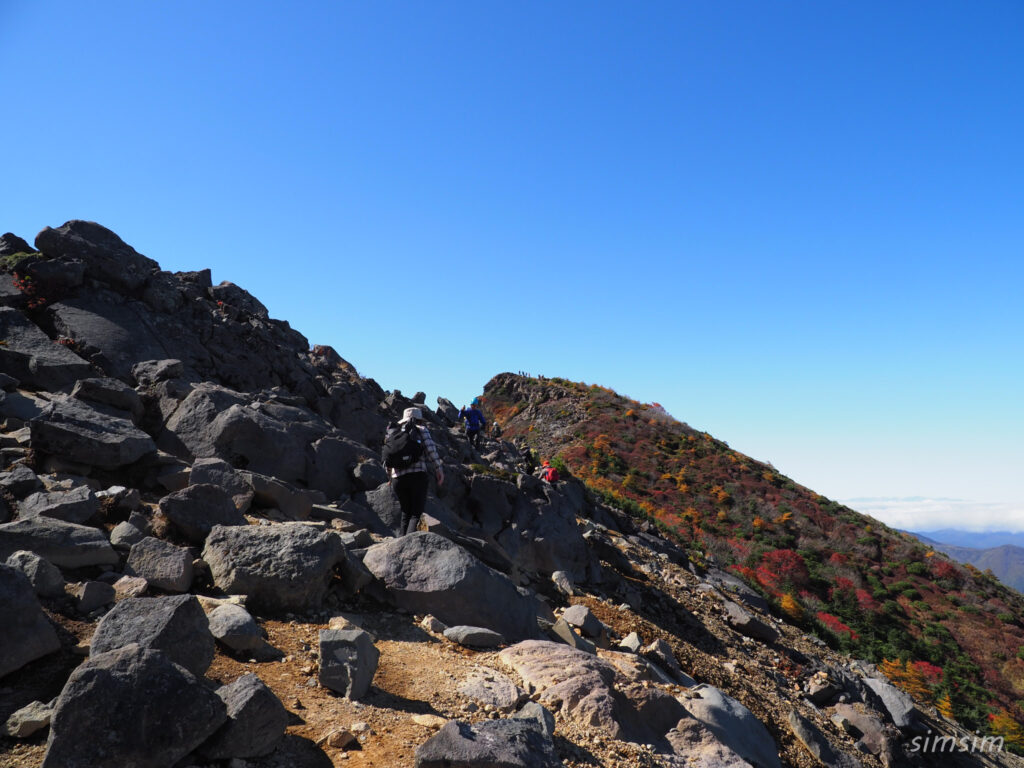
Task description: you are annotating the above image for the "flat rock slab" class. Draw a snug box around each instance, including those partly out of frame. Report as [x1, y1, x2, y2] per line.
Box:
[203, 523, 345, 613]
[158, 483, 247, 544]
[30, 396, 156, 469]
[43, 643, 226, 768]
[444, 625, 505, 648]
[0, 517, 118, 568]
[414, 718, 563, 768]
[498, 640, 686, 745]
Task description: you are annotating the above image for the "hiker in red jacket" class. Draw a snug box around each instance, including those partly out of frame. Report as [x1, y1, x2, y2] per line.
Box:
[540, 460, 559, 483]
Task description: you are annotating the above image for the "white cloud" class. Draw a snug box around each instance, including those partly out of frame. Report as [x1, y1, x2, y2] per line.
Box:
[840, 497, 1024, 532]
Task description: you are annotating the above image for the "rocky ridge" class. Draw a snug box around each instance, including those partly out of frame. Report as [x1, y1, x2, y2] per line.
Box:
[0, 222, 1020, 768]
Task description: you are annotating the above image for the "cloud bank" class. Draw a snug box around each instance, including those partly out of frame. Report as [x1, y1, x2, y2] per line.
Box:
[841, 497, 1024, 532]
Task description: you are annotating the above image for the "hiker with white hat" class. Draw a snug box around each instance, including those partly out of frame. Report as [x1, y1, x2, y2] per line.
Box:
[381, 407, 444, 536]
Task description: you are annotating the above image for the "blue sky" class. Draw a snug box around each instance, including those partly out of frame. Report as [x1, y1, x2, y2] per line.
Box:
[3, 1, 1022, 529]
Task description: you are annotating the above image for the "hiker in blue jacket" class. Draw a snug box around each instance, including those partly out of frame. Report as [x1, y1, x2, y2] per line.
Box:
[459, 398, 487, 449]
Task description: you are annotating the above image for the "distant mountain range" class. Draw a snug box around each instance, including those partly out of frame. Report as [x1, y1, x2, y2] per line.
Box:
[911, 530, 1024, 593]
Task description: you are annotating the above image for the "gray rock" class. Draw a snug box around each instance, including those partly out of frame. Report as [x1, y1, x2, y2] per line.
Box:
[318, 628, 379, 699]
[414, 718, 562, 768]
[203, 523, 346, 613]
[0, 517, 119, 568]
[0, 307, 92, 389]
[458, 669, 525, 712]
[241, 471, 326, 520]
[723, 600, 779, 643]
[90, 594, 214, 677]
[131, 359, 184, 386]
[5, 549, 66, 597]
[113, 574, 148, 600]
[788, 710, 858, 768]
[95, 485, 142, 512]
[19, 485, 99, 524]
[30, 396, 156, 469]
[158, 483, 247, 543]
[642, 638, 694, 686]
[0, 232, 32, 255]
[551, 570, 574, 596]
[188, 457, 253, 513]
[42, 643, 227, 768]
[357, 482, 403, 533]
[110, 520, 147, 550]
[444, 625, 506, 648]
[831, 704, 893, 760]
[618, 631, 643, 654]
[198, 673, 288, 759]
[352, 459, 388, 492]
[562, 604, 604, 638]
[70, 377, 144, 421]
[125, 537, 194, 593]
[511, 701, 556, 738]
[3, 698, 55, 738]
[863, 676, 918, 729]
[0, 464, 42, 496]
[680, 685, 781, 768]
[307, 436, 378, 498]
[35, 220, 159, 293]
[0, 564, 60, 679]
[74, 580, 116, 612]
[549, 617, 596, 654]
[363, 532, 540, 642]
[207, 603, 271, 654]
[665, 716, 754, 767]
[209, 280, 269, 318]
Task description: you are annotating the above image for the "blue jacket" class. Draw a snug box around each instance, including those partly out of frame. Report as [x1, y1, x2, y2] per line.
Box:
[459, 406, 486, 432]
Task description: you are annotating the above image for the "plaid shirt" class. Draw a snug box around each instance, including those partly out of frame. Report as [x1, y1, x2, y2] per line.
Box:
[388, 423, 442, 479]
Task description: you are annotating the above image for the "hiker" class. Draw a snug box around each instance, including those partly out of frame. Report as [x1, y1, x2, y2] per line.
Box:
[490, 420, 502, 439]
[540, 460, 560, 483]
[459, 398, 486, 449]
[382, 407, 444, 536]
[519, 443, 537, 475]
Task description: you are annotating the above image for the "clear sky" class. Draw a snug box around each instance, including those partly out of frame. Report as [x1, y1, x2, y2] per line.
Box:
[3, 1, 1022, 531]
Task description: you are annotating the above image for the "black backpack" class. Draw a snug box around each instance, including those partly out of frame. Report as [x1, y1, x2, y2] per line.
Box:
[382, 420, 424, 469]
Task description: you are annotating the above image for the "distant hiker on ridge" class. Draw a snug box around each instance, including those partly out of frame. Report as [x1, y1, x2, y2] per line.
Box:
[381, 407, 444, 536]
[459, 398, 486, 449]
[490, 420, 502, 439]
[540, 460, 560, 484]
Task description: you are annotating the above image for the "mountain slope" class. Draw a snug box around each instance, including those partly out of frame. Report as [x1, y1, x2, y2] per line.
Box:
[910, 534, 1024, 595]
[485, 372, 1024, 734]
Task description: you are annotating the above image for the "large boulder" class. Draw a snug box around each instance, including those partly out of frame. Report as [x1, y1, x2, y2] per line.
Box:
[202, 523, 346, 613]
[0, 564, 60, 679]
[189, 457, 253, 512]
[0, 517, 119, 568]
[680, 685, 781, 768]
[198, 673, 288, 759]
[34, 220, 159, 292]
[30, 396, 156, 469]
[414, 718, 563, 768]
[42, 644, 227, 768]
[862, 676, 918, 730]
[0, 307, 92, 389]
[363, 532, 540, 641]
[90, 594, 215, 677]
[158, 483, 247, 543]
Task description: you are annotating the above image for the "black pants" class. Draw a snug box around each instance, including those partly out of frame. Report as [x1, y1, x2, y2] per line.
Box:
[393, 471, 429, 536]
[467, 428, 481, 448]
